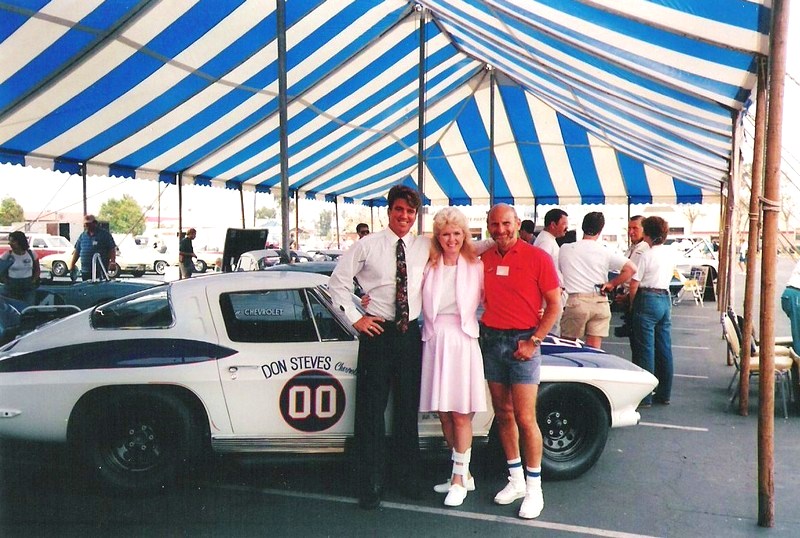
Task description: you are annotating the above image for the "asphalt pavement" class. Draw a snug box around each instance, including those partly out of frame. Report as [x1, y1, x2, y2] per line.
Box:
[1, 256, 800, 536]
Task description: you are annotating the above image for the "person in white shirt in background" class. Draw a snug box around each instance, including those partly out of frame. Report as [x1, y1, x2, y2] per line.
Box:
[614, 216, 650, 337]
[533, 208, 568, 334]
[629, 216, 676, 407]
[559, 212, 636, 349]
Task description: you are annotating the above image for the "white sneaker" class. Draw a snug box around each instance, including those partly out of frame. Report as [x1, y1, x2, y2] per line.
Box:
[434, 476, 475, 493]
[518, 486, 544, 519]
[443, 483, 468, 507]
[493, 477, 526, 505]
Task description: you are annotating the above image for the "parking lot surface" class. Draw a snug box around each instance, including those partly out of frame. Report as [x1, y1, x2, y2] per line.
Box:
[1, 259, 800, 536]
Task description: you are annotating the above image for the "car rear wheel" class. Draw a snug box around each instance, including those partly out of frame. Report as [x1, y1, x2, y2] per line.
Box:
[537, 383, 609, 480]
[107, 265, 120, 278]
[71, 389, 203, 492]
[194, 260, 207, 273]
[154, 260, 168, 275]
[51, 260, 68, 277]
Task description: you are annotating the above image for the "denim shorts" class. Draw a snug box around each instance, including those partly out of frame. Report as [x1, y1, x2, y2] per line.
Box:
[480, 324, 541, 385]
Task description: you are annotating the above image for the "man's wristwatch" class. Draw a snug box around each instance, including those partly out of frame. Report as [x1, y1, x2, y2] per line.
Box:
[530, 335, 542, 347]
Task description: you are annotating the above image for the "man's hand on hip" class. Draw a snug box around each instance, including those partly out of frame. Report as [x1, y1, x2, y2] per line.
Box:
[354, 315, 386, 336]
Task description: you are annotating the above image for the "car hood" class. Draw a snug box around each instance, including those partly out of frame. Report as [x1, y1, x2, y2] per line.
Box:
[540, 337, 643, 372]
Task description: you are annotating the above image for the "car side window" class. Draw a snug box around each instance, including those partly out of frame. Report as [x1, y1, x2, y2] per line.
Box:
[31, 238, 45, 248]
[220, 289, 317, 343]
[306, 289, 353, 341]
[92, 288, 173, 329]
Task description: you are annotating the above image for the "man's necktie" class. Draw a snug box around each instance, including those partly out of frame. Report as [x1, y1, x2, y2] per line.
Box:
[395, 239, 409, 333]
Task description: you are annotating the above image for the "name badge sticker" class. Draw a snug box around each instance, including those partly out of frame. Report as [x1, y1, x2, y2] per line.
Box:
[496, 265, 509, 276]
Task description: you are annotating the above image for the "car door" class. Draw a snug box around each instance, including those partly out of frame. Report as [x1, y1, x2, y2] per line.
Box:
[214, 286, 359, 440]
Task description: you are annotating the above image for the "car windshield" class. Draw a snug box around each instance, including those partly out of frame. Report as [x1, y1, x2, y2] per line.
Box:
[92, 287, 173, 329]
[48, 236, 72, 248]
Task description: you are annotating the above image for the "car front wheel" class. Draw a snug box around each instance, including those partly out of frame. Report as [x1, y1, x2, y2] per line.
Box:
[51, 260, 68, 277]
[194, 260, 207, 273]
[154, 260, 168, 275]
[71, 390, 203, 492]
[537, 383, 609, 480]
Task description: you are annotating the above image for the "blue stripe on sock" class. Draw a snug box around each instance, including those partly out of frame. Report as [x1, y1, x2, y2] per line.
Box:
[508, 461, 523, 468]
[525, 469, 541, 477]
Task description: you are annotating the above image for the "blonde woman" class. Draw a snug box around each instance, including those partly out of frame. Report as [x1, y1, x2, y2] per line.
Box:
[420, 207, 486, 507]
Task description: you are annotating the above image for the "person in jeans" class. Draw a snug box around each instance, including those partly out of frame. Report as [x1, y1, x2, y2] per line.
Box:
[629, 216, 676, 407]
[480, 204, 561, 519]
[178, 228, 197, 279]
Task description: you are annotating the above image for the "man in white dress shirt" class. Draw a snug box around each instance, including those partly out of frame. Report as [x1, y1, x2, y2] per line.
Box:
[615, 216, 650, 337]
[329, 185, 428, 510]
[533, 208, 568, 333]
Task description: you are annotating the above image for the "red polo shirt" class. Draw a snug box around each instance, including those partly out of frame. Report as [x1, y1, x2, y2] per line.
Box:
[481, 239, 560, 330]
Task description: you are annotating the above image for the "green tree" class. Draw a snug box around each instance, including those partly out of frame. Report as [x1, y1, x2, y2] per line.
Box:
[98, 194, 145, 235]
[256, 206, 276, 219]
[0, 197, 24, 226]
[318, 209, 333, 237]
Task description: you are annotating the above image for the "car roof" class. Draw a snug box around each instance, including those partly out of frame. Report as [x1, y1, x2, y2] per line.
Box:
[240, 248, 279, 258]
[263, 261, 337, 274]
[169, 270, 329, 292]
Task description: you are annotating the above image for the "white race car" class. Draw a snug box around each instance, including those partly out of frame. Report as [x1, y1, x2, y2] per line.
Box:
[0, 272, 656, 492]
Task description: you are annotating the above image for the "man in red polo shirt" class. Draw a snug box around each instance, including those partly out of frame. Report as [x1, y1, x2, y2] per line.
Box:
[480, 204, 561, 520]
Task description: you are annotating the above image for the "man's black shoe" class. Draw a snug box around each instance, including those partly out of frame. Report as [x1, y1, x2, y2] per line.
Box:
[359, 483, 382, 510]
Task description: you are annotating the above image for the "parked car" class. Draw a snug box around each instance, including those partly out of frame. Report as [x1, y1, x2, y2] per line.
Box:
[194, 247, 223, 273]
[670, 237, 718, 300]
[0, 233, 73, 259]
[234, 249, 312, 271]
[0, 272, 656, 492]
[307, 249, 344, 261]
[39, 249, 148, 278]
[116, 246, 173, 275]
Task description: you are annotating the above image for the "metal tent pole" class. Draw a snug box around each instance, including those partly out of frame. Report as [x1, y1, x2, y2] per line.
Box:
[416, 4, 426, 234]
[489, 66, 495, 208]
[276, 0, 290, 258]
[82, 164, 87, 216]
[239, 186, 245, 228]
[334, 197, 340, 249]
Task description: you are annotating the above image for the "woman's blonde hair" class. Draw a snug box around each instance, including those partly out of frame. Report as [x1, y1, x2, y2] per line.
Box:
[429, 207, 476, 265]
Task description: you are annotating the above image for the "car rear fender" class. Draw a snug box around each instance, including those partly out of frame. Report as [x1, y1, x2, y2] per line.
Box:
[67, 384, 212, 449]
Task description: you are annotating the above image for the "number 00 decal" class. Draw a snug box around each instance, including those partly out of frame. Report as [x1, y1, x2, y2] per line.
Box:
[279, 370, 346, 432]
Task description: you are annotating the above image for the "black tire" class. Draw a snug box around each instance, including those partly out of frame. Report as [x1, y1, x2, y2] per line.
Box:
[51, 260, 68, 277]
[537, 383, 609, 480]
[194, 260, 207, 273]
[154, 260, 168, 275]
[107, 265, 120, 278]
[70, 389, 203, 492]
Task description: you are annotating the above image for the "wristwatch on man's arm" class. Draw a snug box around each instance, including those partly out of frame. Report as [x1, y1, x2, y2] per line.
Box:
[530, 335, 543, 347]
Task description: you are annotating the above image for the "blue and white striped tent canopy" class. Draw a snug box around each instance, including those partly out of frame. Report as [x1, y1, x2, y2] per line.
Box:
[0, 0, 770, 206]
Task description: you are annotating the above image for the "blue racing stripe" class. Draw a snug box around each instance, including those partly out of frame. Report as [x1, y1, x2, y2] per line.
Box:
[0, 339, 237, 373]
